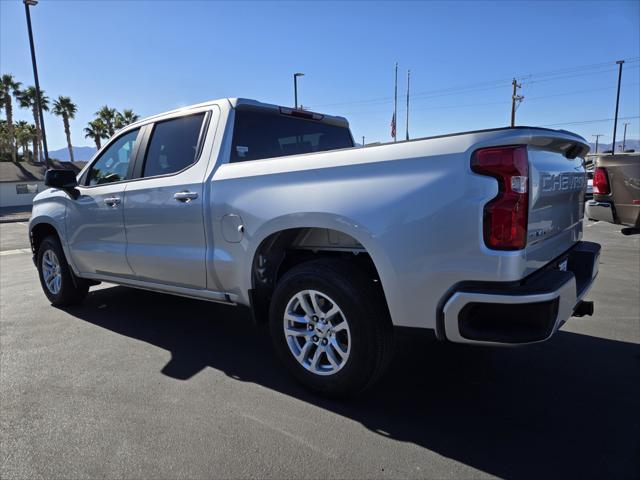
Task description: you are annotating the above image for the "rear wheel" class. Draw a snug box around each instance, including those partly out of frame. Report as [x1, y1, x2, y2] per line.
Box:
[37, 235, 88, 306]
[269, 259, 393, 397]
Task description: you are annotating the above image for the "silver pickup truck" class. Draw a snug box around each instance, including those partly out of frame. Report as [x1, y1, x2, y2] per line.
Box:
[30, 98, 600, 397]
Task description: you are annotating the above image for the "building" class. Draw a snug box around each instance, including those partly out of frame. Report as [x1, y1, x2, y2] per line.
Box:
[0, 161, 86, 208]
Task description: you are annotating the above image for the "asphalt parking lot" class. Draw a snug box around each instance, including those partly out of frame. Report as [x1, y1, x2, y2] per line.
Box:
[1, 219, 638, 479]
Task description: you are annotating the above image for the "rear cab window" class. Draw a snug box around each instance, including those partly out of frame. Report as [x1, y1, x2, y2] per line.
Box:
[231, 108, 353, 163]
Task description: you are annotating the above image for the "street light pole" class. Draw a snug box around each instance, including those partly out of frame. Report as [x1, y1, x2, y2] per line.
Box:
[293, 73, 304, 109]
[611, 60, 624, 155]
[24, 0, 50, 168]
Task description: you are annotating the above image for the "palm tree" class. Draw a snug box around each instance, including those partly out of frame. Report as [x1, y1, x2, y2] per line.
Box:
[0, 120, 10, 160]
[84, 119, 108, 150]
[17, 86, 49, 163]
[96, 106, 117, 137]
[14, 120, 32, 161]
[27, 123, 38, 162]
[114, 109, 140, 130]
[0, 74, 22, 163]
[52, 96, 78, 162]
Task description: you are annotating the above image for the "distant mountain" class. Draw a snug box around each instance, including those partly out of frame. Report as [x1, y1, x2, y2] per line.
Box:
[588, 139, 639, 154]
[49, 146, 97, 162]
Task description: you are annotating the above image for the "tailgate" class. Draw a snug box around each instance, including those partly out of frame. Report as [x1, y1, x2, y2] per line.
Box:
[526, 145, 587, 272]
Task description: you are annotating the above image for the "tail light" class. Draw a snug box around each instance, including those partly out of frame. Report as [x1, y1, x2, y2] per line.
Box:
[593, 167, 610, 195]
[471, 146, 528, 250]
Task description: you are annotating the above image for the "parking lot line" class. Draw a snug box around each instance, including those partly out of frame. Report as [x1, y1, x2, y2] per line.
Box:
[0, 248, 31, 256]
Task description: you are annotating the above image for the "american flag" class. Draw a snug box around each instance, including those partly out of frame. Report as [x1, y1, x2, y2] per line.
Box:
[390, 112, 396, 139]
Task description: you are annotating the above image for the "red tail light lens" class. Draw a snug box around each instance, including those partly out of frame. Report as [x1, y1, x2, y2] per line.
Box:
[593, 167, 610, 195]
[471, 146, 529, 250]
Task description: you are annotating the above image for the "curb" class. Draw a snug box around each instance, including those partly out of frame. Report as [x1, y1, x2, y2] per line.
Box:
[0, 216, 31, 224]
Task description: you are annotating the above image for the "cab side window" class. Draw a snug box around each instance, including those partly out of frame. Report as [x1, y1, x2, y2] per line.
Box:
[142, 113, 206, 178]
[87, 129, 140, 186]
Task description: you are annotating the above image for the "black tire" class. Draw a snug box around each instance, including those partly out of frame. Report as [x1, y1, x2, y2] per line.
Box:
[269, 259, 393, 398]
[36, 235, 89, 306]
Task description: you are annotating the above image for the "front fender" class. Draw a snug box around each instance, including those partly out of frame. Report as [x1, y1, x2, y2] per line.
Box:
[29, 189, 76, 272]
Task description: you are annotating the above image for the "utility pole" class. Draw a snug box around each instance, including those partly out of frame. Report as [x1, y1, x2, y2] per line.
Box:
[510, 78, 524, 127]
[592, 134, 603, 154]
[24, 0, 49, 168]
[405, 69, 410, 141]
[393, 62, 398, 142]
[622, 122, 630, 151]
[611, 60, 624, 155]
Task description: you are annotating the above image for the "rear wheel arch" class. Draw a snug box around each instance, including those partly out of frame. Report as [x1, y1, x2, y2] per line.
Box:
[249, 227, 389, 324]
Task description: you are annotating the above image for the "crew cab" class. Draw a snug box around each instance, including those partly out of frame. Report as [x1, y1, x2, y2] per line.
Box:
[30, 98, 600, 397]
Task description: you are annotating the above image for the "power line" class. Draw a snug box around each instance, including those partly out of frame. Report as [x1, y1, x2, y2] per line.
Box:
[541, 115, 640, 127]
[522, 65, 634, 86]
[518, 58, 639, 84]
[310, 57, 640, 110]
[526, 82, 640, 101]
[313, 64, 639, 113]
[336, 81, 640, 117]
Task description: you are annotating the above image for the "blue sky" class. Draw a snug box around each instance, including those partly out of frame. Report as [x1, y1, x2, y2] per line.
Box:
[1, 0, 639, 151]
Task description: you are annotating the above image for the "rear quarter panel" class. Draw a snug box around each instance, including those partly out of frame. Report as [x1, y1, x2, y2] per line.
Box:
[209, 128, 585, 329]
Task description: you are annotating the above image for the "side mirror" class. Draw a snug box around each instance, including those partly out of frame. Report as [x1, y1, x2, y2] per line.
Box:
[44, 169, 78, 190]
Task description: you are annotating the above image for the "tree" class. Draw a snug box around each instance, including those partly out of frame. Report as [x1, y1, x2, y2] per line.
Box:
[26, 123, 38, 162]
[96, 106, 117, 137]
[14, 120, 33, 161]
[84, 119, 108, 150]
[0, 74, 22, 163]
[114, 109, 140, 130]
[52, 96, 78, 162]
[17, 86, 49, 163]
[0, 120, 10, 160]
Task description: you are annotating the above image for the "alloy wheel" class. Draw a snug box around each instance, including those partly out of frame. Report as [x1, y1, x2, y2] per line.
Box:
[283, 289, 351, 376]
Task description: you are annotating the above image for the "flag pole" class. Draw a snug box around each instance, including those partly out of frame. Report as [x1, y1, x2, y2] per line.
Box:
[394, 62, 398, 142]
[405, 69, 410, 141]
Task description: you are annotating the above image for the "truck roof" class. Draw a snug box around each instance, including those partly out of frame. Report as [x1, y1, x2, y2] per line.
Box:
[123, 97, 350, 130]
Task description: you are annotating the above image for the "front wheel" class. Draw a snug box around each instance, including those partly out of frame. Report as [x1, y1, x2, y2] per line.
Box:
[269, 259, 393, 397]
[37, 235, 88, 306]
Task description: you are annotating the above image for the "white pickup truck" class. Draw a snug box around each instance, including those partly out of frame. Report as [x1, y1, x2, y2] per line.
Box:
[30, 98, 600, 397]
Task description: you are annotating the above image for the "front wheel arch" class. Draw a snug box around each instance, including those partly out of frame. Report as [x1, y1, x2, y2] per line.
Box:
[30, 222, 61, 256]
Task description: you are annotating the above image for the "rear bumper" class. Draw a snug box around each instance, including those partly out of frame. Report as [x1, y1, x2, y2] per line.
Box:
[440, 241, 600, 345]
[585, 200, 614, 223]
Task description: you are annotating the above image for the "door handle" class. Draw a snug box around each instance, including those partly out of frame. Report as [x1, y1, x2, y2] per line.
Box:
[103, 196, 121, 207]
[173, 191, 198, 203]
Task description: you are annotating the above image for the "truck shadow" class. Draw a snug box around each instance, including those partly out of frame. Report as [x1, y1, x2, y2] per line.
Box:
[66, 285, 639, 479]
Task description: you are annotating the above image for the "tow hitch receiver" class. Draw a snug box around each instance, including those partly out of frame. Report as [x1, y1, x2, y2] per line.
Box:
[573, 300, 594, 317]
